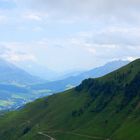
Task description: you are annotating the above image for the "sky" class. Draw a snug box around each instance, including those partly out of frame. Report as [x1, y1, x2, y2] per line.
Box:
[0, 0, 140, 73]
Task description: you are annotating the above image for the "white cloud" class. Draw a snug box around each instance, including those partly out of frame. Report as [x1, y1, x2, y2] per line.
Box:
[21, 0, 139, 24]
[4, 53, 36, 62]
[0, 52, 36, 63]
[0, 0, 140, 71]
[87, 48, 96, 54]
[0, 15, 8, 23]
[0, 43, 37, 63]
[23, 12, 43, 21]
[122, 56, 139, 62]
[32, 26, 43, 32]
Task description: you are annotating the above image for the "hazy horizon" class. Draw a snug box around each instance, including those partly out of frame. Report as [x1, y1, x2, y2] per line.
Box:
[0, 0, 140, 73]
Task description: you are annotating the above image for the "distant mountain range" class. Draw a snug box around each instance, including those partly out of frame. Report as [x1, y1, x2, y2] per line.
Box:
[0, 59, 129, 111]
[15, 61, 57, 81]
[0, 59, 47, 110]
[32, 60, 129, 93]
[0, 59, 140, 140]
[0, 59, 43, 85]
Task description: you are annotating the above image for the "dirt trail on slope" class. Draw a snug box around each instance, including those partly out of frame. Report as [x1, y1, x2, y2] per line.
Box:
[38, 132, 56, 140]
[38, 131, 108, 140]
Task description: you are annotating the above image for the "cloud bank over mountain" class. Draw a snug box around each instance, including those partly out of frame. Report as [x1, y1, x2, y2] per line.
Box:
[0, 0, 139, 72]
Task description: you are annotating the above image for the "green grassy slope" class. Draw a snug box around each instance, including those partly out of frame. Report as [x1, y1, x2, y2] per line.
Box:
[0, 59, 140, 140]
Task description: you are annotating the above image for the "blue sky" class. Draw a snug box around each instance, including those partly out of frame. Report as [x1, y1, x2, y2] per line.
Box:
[0, 0, 140, 73]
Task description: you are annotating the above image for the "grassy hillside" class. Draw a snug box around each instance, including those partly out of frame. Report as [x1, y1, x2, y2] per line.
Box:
[0, 59, 140, 140]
